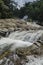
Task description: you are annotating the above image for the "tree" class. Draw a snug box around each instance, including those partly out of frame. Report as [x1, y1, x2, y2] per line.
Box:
[18, 0, 43, 25]
[0, 0, 13, 18]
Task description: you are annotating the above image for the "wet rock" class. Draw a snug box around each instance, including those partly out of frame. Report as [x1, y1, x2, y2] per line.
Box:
[0, 19, 42, 32]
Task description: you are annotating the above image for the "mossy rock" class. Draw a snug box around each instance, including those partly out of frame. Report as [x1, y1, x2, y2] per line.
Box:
[0, 50, 12, 60]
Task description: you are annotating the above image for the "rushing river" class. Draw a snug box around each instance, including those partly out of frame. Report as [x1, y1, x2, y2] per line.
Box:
[0, 30, 43, 65]
[9, 30, 43, 43]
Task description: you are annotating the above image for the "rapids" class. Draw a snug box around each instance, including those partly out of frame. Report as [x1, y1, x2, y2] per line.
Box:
[9, 30, 43, 43]
[0, 30, 43, 65]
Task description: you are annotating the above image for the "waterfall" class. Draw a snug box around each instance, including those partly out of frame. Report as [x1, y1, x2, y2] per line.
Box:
[0, 30, 43, 53]
[0, 30, 43, 65]
[9, 30, 43, 43]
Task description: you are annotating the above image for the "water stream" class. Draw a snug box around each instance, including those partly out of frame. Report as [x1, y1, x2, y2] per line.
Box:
[0, 30, 43, 65]
[9, 30, 43, 43]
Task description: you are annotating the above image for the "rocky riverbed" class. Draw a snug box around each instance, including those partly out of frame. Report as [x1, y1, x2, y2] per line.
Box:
[0, 19, 43, 37]
[0, 19, 42, 31]
[0, 19, 43, 65]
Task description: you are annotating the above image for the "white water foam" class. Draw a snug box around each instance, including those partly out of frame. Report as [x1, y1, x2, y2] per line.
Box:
[9, 30, 43, 43]
[26, 55, 43, 65]
[0, 38, 33, 51]
[0, 30, 43, 65]
[0, 30, 43, 51]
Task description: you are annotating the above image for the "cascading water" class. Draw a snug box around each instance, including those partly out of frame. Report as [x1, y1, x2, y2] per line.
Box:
[0, 30, 43, 65]
[9, 30, 43, 43]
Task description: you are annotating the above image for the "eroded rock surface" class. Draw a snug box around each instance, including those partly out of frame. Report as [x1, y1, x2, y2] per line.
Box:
[0, 19, 43, 65]
[0, 19, 43, 37]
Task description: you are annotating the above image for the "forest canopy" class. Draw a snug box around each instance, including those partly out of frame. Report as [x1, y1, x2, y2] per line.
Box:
[0, 0, 43, 25]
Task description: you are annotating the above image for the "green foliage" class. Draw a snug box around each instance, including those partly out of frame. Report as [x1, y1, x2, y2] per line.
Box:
[0, 0, 13, 18]
[2, 0, 10, 5]
[18, 0, 43, 25]
[0, 0, 43, 25]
